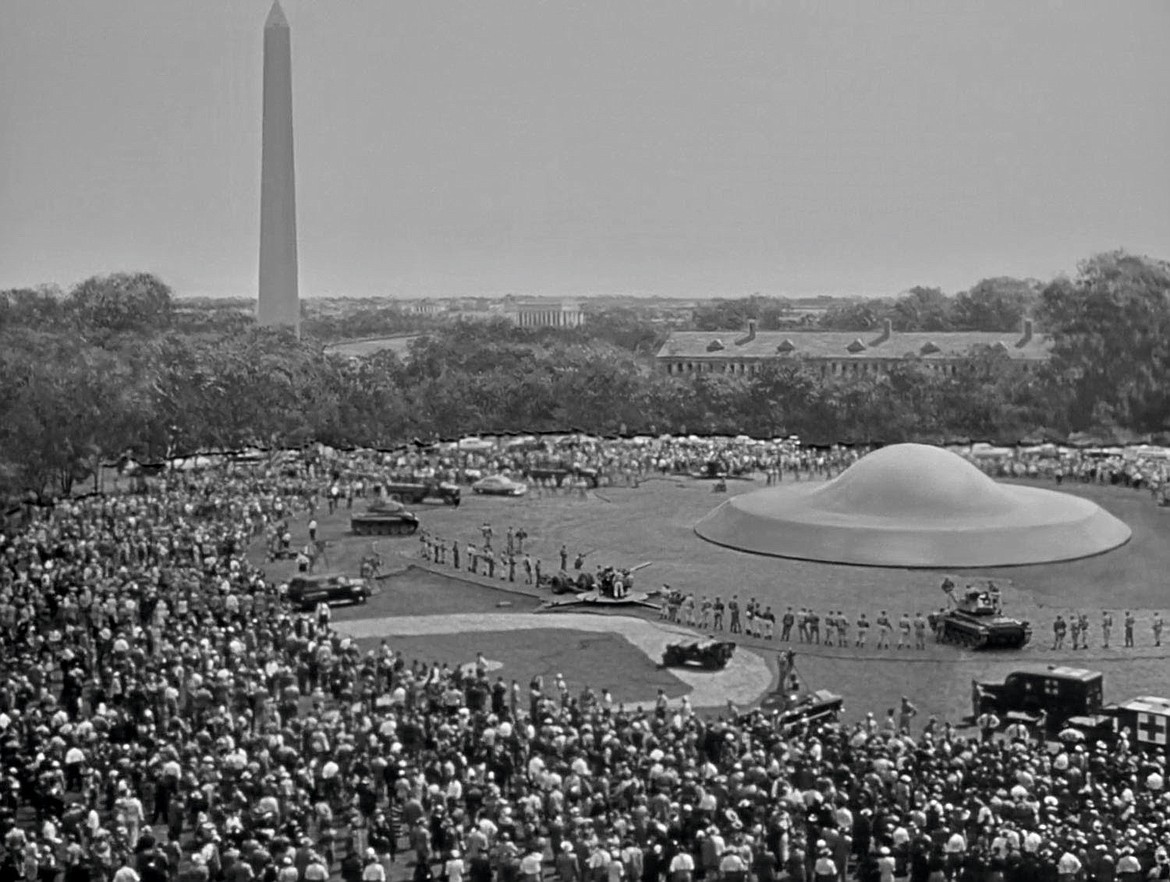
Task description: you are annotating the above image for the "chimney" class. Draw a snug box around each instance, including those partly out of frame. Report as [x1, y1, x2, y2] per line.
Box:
[747, 319, 757, 341]
[871, 317, 892, 346]
[1020, 317, 1034, 344]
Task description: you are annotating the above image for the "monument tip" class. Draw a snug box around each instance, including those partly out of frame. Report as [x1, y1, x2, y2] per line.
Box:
[265, 1, 289, 30]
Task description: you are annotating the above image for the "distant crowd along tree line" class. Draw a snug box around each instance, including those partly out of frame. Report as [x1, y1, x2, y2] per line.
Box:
[1, 250, 1168, 500]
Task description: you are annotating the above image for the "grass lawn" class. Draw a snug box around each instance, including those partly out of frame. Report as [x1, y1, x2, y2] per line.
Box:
[255, 474, 1170, 724]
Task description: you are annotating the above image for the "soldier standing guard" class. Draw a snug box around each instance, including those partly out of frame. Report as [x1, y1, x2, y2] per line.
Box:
[875, 611, 892, 649]
[728, 596, 741, 633]
[835, 611, 849, 647]
[897, 614, 912, 650]
[914, 612, 928, 650]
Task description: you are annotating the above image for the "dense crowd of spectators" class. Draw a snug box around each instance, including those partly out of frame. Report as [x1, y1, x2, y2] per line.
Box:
[284, 435, 1169, 509]
[2, 451, 1168, 882]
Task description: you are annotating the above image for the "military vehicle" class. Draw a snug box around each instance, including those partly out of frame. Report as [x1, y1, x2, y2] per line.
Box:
[661, 639, 737, 670]
[525, 462, 600, 488]
[972, 665, 1102, 732]
[756, 651, 844, 731]
[974, 666, 1170, 751]
[936, 582, 1031, 649]
[382, 481, 461, 506]
[542, 571, 590, 595]
[350, 499, 420, 536]
[287, 573, 370, 610]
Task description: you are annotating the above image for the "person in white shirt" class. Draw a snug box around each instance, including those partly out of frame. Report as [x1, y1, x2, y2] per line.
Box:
[361, 852, 386, 882]
[668, 850, 694, 882]
[445, 851, 466, 882]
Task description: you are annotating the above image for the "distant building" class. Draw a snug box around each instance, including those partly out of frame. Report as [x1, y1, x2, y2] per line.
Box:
[410, 299, 445, 316]
[508, 300, 584, 329]
[656, 318, 1052, 379]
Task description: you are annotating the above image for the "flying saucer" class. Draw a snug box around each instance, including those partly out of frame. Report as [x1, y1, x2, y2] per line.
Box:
[694, 443, 1131, 568]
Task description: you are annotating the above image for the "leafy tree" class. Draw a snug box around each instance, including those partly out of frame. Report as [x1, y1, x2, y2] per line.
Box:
[1038, 250, 1170, 432]
[890, 287, 953, 332]
[951, 277, 1040, 331]
[0, 284, 69, 330]
[68, 272, 174, 335]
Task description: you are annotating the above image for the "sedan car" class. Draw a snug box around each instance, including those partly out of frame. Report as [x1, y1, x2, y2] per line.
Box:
[286, 573, 370, 610]
[472, 475, 529, 497]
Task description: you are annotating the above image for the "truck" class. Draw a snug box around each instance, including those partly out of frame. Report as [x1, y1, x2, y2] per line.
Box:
[972, 665, 1103, 733]
[382, 481, 461, 506]
[525, 462, 601, 489]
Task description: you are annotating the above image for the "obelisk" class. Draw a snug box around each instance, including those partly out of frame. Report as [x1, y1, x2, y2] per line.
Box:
[257, 0, 300, 335]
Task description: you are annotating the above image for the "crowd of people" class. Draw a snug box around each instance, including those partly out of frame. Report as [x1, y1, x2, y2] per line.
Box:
[287, 434, 1170, 509]
[1, 450, 1168, 882]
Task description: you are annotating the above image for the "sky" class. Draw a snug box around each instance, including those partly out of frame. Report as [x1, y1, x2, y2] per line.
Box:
[1, 1, 1168, 300]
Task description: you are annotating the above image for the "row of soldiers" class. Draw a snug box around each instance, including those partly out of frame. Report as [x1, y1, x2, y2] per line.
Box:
[660, 594, 937, 649]
[415, 526, 1168, 651]
[416, 524, 548, 585]
[1052, 610, 1165, 648]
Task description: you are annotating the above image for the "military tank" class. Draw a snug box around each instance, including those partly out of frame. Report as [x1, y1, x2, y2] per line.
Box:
[937, 583, 1032, 649]
[350, 499, 420, 537]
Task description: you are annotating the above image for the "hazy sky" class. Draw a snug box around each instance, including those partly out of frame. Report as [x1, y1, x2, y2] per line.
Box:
[2, 1, 1168, 299]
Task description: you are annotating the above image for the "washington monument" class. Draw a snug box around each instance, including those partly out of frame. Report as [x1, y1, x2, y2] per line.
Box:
[257, 0, 300, 335]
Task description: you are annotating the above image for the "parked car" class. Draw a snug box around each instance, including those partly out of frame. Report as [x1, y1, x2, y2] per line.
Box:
[472, 475, 528, 497]
[286, 573, 370, 610]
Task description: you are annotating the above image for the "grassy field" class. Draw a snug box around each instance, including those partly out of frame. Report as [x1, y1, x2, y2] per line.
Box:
[324, 335, 419, 358]
[256, 474, 1170, 724]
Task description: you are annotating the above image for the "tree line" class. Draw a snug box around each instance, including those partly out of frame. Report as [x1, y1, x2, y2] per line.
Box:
[1, 251, 1168, 499]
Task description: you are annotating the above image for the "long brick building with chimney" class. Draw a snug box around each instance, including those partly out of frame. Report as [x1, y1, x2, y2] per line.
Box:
[655, 318, 1052, 380]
